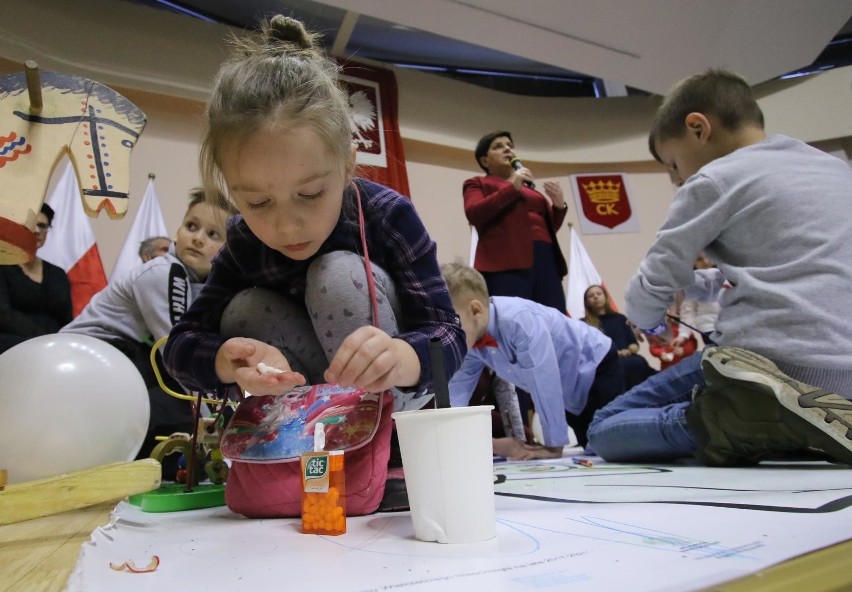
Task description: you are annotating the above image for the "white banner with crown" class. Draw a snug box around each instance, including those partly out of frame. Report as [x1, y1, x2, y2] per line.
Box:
[570, 173, 640, 234]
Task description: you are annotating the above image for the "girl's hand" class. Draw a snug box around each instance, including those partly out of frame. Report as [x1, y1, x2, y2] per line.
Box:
[215, 337, 306, 395]
[324, 326, 420, 393]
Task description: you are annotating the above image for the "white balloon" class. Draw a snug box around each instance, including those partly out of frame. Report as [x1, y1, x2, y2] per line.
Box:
[0, 333, 150, 484]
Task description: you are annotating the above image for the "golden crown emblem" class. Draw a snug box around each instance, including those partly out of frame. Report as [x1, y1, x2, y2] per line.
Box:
[582, 180, 621, 203]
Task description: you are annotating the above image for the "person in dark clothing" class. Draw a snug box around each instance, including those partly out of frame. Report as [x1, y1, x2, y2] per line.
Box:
[0, 203, 72, 354]
[582, 284, 656, 389]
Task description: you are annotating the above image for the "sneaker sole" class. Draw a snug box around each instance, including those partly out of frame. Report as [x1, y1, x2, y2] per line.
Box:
[702, 347, 852, 465]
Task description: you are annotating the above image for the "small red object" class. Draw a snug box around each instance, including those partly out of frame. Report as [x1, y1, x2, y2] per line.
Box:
[473, 333, 498, 349]
[109, 555, 160, 573]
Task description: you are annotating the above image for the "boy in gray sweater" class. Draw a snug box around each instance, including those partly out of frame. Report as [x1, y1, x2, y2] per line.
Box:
[587, 69, 852, 466]
[63, 189, 233, 458]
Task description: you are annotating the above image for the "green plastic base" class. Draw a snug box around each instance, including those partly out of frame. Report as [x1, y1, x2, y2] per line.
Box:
[128, 483, 226, 513]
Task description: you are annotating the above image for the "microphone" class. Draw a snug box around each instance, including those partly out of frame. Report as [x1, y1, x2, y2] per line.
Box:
[510, 157, 535, 189]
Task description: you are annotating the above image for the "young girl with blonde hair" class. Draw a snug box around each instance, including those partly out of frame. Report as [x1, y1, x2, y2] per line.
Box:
[163, 15, 465, 516]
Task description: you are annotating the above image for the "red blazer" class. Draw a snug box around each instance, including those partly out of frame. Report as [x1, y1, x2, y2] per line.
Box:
[463, 175, 568, 275]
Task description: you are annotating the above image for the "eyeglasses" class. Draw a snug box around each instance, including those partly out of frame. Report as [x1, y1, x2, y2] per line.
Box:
[35, 223, 51, 231]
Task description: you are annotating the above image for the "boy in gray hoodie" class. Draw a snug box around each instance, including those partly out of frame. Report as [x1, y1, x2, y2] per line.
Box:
[587, 69, 852, 467]
[63, 189, 233, 458]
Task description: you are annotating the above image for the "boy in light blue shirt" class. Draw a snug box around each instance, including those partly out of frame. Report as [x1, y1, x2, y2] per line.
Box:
[442, 262, 625, 459]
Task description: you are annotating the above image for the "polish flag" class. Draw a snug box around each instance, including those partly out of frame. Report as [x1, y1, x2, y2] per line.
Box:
[566, 225, 617, 318]
[110, 176, 169, 281]
[39, 159, 108, 317]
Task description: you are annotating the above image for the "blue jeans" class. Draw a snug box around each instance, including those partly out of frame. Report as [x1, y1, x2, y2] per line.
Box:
[587, 350, 704, 462]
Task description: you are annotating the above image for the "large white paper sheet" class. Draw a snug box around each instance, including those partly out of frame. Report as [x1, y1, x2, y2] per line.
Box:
[67, 458, 852, 592]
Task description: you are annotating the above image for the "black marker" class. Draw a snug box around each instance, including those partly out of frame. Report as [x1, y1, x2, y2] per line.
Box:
[429, 337, 451, 409]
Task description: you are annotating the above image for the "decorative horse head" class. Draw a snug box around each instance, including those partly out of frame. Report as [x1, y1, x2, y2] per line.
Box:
[0, 68, 147, 264]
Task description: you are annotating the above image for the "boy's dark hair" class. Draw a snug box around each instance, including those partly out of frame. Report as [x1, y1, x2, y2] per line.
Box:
[474, 130, 513, 173]
[648, 69, 765, 162]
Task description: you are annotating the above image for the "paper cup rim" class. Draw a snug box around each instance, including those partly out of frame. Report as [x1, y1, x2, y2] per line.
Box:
[392, 405, 494, 421]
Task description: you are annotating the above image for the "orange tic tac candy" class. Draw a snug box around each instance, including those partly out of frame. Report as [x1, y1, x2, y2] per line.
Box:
[300, 449, 346, 535]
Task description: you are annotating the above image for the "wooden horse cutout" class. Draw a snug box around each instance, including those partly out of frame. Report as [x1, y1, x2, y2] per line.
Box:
[0, 62, 147, 264]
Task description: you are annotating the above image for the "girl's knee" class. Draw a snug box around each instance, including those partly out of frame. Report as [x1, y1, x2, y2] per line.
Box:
[306, 252, 369, 301]
[307, 251, 363, 281]
[221, 287, 282, 335]
[221, 287, 312, 340]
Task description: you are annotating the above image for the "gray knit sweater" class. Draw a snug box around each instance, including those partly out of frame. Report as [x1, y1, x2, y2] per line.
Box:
[62, 248, 204, 346]
[626, 135, 852, 396]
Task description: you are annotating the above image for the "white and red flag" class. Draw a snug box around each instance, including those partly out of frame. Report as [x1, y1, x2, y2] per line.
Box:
[110, 175, 168, 281]
[566, 226, 617, 318]
[39, 159, 107, 316]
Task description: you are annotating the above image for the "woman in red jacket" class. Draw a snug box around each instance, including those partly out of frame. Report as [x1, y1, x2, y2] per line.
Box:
[463, 131, 568, 312]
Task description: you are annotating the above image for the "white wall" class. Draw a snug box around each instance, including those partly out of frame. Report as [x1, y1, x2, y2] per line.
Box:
[1, 0, 851, 319]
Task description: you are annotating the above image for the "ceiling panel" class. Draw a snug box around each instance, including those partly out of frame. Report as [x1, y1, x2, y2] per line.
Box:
[317, 0, 852, 93]
[136, 0, 852, 96]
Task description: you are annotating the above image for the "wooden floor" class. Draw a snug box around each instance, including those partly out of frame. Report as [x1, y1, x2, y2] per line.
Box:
[0, 502, 113, 592]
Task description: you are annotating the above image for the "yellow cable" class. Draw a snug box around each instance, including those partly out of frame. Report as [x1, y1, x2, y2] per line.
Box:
[149, 336, 238, 407]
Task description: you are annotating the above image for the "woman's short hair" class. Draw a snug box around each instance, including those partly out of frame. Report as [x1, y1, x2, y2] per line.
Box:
[474, 130, 513, 173]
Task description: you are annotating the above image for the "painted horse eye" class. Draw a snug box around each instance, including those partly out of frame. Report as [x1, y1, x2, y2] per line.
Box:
[121, 139, 134, 148]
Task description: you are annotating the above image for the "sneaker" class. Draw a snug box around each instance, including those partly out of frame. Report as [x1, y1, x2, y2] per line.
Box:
[686, 346, 852, 466]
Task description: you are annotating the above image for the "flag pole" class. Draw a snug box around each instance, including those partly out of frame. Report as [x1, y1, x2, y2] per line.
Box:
[24, 60, 42, 113]
[109, 173, 169, 280]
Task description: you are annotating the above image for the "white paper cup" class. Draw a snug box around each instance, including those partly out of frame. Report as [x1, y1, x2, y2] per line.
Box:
[392, 405, 496, 544]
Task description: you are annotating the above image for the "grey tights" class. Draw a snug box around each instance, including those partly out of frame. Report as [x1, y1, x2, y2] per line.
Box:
[220, 251, 428, 410]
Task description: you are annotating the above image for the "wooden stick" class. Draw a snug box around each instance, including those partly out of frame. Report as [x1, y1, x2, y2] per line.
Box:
[0, 459, 161, 526]
[184, 390, 205, 493]
[24, 60, 42, 113]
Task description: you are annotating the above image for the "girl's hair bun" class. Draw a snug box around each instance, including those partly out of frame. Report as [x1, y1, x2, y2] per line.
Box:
[266, 15, 319, 51]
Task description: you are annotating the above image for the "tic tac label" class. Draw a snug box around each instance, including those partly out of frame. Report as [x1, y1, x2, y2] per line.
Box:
[301, 452, 330, 493]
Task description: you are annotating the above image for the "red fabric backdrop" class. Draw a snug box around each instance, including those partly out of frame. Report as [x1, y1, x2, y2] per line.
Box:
[340, 62, 410, 198]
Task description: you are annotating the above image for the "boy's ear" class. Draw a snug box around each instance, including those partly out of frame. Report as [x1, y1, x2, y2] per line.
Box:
[684, 112, 712, 143]
[469, 298, 485, 316]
